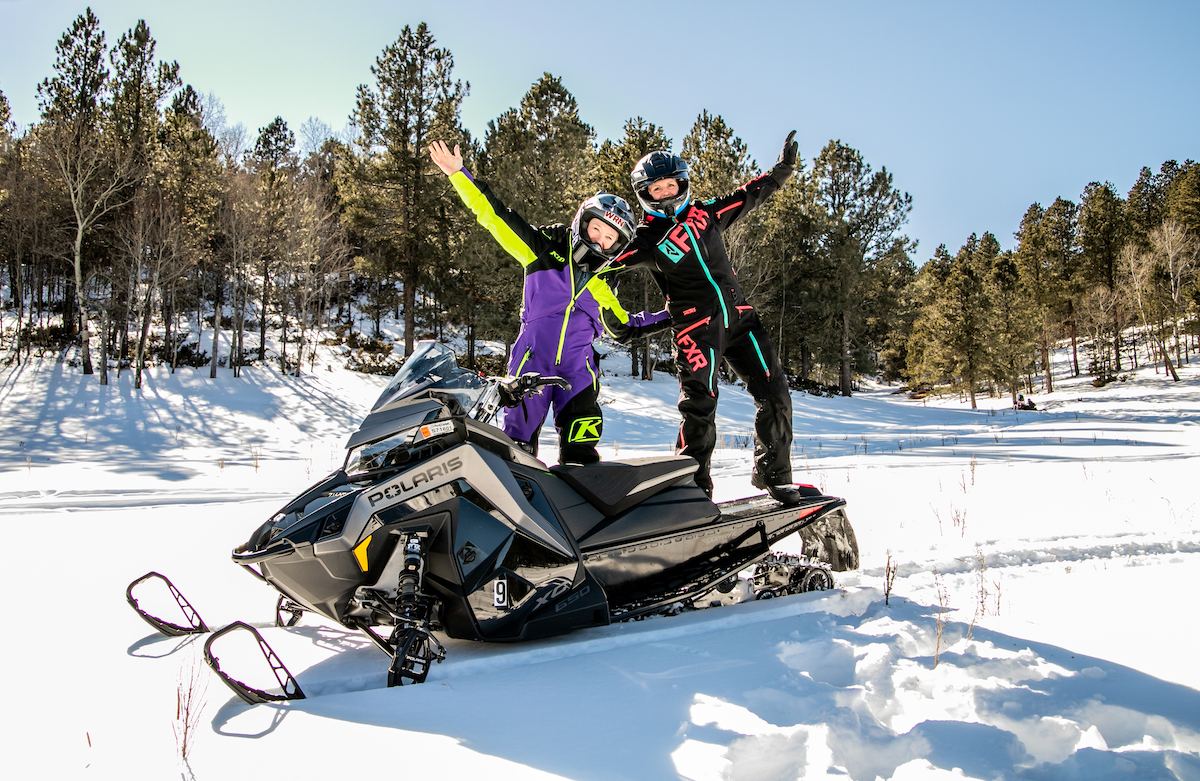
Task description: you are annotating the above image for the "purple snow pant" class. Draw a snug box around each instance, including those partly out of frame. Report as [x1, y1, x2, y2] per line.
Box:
[502, 328, 602, 465]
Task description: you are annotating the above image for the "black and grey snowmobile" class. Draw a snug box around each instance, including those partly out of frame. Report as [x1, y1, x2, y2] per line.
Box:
[128, 340, 858, 704]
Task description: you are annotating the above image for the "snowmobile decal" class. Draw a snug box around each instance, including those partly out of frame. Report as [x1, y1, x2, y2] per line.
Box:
[353, 535, 372, 571]
[367, 455, 465, 507]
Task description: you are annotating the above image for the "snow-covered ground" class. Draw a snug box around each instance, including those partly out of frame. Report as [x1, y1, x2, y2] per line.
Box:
[2, 341, 1198, 780]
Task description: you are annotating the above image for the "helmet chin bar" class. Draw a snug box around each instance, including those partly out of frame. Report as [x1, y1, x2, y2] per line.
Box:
[639, 183, 690, 219]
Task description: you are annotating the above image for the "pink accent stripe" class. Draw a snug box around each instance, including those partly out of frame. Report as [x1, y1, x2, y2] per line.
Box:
[675, 316, 711, 341]
[716, 201, 743, 217]
[736, 305, 753, 312]
[613, 249, 637, 264]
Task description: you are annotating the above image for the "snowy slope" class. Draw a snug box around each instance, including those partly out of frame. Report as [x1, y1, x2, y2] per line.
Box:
[1, 344, 1199, 780]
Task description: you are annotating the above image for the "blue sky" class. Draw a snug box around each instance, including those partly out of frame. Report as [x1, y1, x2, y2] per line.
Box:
[2, 0, 1198, 262]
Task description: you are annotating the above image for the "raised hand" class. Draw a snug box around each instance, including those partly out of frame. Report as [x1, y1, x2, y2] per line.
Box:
[428, 140, 464, 176]
[777, 130, 798, 168]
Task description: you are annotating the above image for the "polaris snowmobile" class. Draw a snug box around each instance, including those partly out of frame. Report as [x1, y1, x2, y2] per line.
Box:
[128, 340, 858, 704]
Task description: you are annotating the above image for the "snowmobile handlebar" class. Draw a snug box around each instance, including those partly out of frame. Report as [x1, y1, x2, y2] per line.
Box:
[494, 372, 570, 408]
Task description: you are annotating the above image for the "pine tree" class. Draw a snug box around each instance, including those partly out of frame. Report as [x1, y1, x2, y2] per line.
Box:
[930, 235, 992, 408]
[36, 8, 138, 375]
[1167, 163, 1200, 238]
[596, 117, 669, 207]
[1078, 181, 1129, 376]
[106, 19, 179, 378]
[341, 23, 467, 355]
[811, 140, 912, 395]
[752, 170, 827, 381]
[162, 88, 223, 377]
[1014, 203, 1055, 390]
[482, 73, 594, 226]
[1042, 197, 1081, 377]
[986, 241, 1037, 404]
[680, 110, 756, 201]
[250, 116, 297, 364]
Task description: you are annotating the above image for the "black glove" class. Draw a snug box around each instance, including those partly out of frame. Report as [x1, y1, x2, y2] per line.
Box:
[776, 130, 798, 169]
[497, 373, 538, 408]
[769, 130, 798, 186]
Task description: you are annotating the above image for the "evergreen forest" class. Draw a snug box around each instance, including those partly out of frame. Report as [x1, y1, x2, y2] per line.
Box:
[2, 11, 1198, 403]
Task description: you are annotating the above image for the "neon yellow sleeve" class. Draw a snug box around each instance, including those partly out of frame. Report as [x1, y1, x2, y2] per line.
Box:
[587, 277, 631, 325]
[448, 171, 538, 267]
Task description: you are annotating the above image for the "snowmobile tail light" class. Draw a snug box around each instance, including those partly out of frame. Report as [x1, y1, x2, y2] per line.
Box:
[353, 535, 373, 572]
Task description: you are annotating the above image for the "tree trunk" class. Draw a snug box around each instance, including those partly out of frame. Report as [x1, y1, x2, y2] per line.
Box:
[1158, 332, 1180, 382]
[99, 305, 110, 386]
[258, 256, 270, 363]
[1112, 310, 1122, 373]
[1075, 311, 1084, 376]
[73, 228, 94, 374]
[135, 269, 158, 391]
[13, 249, 24, 365]
[839, 309, 852, 397]
[1040, 335, 1053, 394]
[404, 258, 417, 356]
[211, 267, 225, 379]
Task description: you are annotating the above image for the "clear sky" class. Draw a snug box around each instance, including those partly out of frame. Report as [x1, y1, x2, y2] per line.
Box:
[2, 0, 1198, 262]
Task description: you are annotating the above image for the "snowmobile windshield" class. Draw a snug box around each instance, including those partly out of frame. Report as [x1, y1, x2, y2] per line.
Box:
[370, 341, 487, 413]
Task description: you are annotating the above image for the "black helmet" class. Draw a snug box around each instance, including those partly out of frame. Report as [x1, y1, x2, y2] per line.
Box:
[631, 151, 690, 218]
[570, 193, 637, 272]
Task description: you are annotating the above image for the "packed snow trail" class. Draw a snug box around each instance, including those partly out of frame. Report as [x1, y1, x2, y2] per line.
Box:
[2, 349, 1199, 779]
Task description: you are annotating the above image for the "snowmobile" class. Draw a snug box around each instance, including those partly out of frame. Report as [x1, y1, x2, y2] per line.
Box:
[127, 340, 858, 704]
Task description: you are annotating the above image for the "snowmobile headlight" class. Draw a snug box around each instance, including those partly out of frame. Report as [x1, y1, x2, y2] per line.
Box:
[345, 427, 420, 477]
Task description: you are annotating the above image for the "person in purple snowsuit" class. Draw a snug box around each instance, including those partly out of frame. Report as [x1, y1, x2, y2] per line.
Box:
[429, 140, 670, 464]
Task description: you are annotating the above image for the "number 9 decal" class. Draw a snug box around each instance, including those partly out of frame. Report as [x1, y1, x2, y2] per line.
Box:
[493, 576, 508, 608]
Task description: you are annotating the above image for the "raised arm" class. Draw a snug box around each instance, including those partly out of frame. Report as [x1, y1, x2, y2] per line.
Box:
[428, 140, 548, 266]
[709, 130, 798, 229]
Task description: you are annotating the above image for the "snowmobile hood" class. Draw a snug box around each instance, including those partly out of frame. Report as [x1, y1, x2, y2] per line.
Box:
[345, 398, 443, 451]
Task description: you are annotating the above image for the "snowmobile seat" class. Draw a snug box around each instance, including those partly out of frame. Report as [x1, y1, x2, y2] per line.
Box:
[550, 456, 699, 518]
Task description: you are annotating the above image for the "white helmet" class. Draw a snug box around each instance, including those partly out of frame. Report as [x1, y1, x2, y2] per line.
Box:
[569, 193, 637, 272]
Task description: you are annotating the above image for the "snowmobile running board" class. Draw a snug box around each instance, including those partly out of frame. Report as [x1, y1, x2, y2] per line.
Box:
[203, 621, 306, 704]
[126, 571, 210, 637]
[603, 496, 843, 620]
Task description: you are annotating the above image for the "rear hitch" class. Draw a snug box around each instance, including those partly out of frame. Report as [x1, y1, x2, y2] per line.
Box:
[126, 571, 209, 637]
[203, 621, 305, 705]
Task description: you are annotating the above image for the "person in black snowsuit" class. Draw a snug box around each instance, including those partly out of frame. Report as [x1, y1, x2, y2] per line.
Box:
[606, 131, 801, 504]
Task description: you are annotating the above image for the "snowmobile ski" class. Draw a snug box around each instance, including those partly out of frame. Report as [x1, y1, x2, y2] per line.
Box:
[126, 571, 209, 636]
[203, 621, 305, 704]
